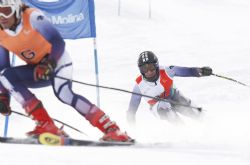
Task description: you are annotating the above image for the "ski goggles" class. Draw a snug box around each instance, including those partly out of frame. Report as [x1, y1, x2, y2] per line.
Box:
[139, 63, 156, 74]
[0, 6, 15, 18]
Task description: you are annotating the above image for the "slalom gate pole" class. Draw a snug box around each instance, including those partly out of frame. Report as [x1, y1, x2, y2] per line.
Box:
[212, 73, 250, 88]
[3, 54, 16, 137]
[93, 38, 100, 107]
[118, 0, 121, 16]
[148, 0, 151, 19]
[3, 116, 9, 137]
[55, 75, 202, 111]
[11, 110, 87, 136]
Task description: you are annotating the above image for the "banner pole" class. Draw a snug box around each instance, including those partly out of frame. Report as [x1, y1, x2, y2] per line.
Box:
[93, 38, 100, 107]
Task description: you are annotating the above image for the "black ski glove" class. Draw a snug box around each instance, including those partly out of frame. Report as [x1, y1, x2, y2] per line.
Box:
[0, 94, 11, 116]
[199, 67, 213, 76]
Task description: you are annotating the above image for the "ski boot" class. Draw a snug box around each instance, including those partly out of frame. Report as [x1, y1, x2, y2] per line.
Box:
[86, 105, 133, 142]
[24, 97, 67, 137]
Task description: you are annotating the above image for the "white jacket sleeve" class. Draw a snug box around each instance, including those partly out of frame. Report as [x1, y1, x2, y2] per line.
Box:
[127, 84, 142, 124]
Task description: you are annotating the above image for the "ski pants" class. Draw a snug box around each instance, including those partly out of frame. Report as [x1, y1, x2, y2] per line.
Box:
[0, 50, 93, 116]
[151, 89, 201, 121]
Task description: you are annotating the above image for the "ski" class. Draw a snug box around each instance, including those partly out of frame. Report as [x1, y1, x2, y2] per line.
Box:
[39, 133, 135, 146]
[0, 136, 39, 145]
[0, 133, 135, 147]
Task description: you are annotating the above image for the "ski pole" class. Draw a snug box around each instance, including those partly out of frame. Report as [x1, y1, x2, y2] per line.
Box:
[11, 110, 87, 136]
[212, 73, 250, 88]
[55, 76, 202, 110]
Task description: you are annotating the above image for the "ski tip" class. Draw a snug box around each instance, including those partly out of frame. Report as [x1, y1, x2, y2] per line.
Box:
[99, 138, 136, 146]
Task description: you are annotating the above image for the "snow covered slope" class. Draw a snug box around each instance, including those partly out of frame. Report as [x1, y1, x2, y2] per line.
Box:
[1, 0, 250, 164]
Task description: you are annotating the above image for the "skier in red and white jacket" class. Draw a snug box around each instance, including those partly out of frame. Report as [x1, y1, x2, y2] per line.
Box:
[0, 0, 132, 142]
[127, 51, 212, 125]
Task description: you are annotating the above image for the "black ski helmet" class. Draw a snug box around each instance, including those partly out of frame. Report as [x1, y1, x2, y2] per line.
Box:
[137, 51, 160, 82]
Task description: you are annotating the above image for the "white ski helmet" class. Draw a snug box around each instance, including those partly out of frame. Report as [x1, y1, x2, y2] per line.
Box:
[0, 0, 22, 19]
